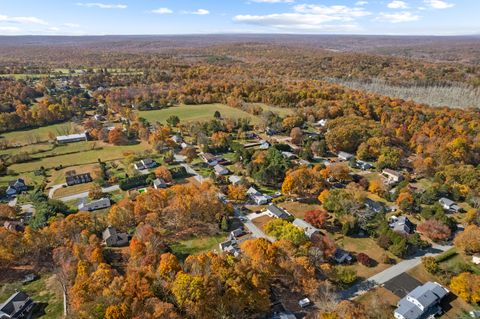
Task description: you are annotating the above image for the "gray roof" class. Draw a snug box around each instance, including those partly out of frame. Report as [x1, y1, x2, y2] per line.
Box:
[214, 164, 228, 174]
[228, 175, 242, 184]
[439, 197, 455, 207]
[395, 282, 448, 319]
[338, 151, 354, 159]
[153, 178, 167, 188]
[293, 218, 319, 238]
[266, 204, 289, 219]
[79, 197, 111, 211]
[0, 291, 33, 318]
[56, 132, 87, 142]
[396, 297, 424, 319]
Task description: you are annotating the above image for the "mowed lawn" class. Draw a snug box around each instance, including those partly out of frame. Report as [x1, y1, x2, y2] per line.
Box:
[170, 233, 227, 261]
[0, 122, 77, 145]
[0, 274, 63, 319]
[138, 104, 260, 124]
[10, 142, 149, 173]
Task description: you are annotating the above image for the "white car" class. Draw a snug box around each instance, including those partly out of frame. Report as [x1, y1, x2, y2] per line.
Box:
[298, 298, 311, 308]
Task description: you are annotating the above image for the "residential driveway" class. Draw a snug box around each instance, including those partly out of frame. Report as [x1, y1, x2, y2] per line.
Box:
[48, 183, 67, 199]
[235, 208, 275, 242]
[341, 243, 453, 299]
[55, 184, 120, 202]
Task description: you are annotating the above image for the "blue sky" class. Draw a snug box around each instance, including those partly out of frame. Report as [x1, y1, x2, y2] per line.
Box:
[0, 0, 478, 35]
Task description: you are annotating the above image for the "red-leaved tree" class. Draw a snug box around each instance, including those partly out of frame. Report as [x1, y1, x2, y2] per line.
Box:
[305, 209, 328, 229]
[417, 219, 451, 242]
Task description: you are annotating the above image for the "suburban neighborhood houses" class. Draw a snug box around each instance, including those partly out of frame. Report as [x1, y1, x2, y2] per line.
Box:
[1, 34, 480, 319]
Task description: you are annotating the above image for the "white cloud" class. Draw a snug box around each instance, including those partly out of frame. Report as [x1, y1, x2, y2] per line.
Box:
[377, 11, 420, 23]
[0, 26, 21, 32]
[63, 23, 81, 28]
[387, 1, 409, 9]
[152, 8, 173, 14]
[234, 4, 370, 32]
[184, 9, 210, 15]
[423, 0, 454, 9]
[0, 14, 48, 25]
[76, 3, 127, 9]
[250, 0, 294, 3]
[355, 1, 368, 6]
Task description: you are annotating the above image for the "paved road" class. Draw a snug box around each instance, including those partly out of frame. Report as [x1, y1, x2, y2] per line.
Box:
[55, 184, 120, 202]
[341, 243, 453, 299]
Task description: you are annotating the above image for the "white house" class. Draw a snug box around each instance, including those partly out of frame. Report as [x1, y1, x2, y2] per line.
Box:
[472, 254, 480, 265]
[264, 204, 290, 219]
[78, 197, 111, 212]
[394, 282, 449, 319]
[214, 164, 229, 176]
[438, 198, 462, 213]
[56, 132, 88, 144]
[228, 175, 242, 185]
[383, 169, 403, 185]
[338, 151, 354, 161]
[293, 218, 320, 238]
[247, 187, 271, 205]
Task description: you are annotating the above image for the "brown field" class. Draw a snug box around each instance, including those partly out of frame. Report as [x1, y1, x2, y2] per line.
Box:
[278, 201, 323, 219]
[251, 215, 274, 230]
[356, 287, 399, 317]
[52, 182, 94, 199]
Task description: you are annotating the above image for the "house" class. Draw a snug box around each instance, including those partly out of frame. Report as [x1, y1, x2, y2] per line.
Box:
[264, 204, 290, 219]
[258, 140, 270, 150]
[5, 179, 27, 197]
[315, 119, 328, 127]
[228, 175, 242, 185]
[281, 151, 296, 159]
[333, 248, 352, 264]
[298, 298, 311, 308]
[219, 240, 241, 257]
[66, 173, 92, 186]
[56, 132, 88, 144]
[472, 254, 480, 265]
[0, 291, 34, 319]
[356, 160, 373, 170]
[171, 135, 183, 144]
[383, 169, 404, 185]
[247, 187, 271, 205]
[394, 282, 449, 319]
[78, 197, 111, 212]
[214, 164, 229, 176]
[4, 221, 24, 232]
[438, 198, 462, 213]
[338, 151, 354, 161]
[153, 178, 167, 189]
[102, 226, 129, 247]
[365, 198, 386, 214]
[229, 228, 246, 240]
[390, 216, 414, 235]
[265, 127, 277, 136]
[293, 218, 320, 238]
[200, 153, 220, 166]
[269, 312, 296, 319]
[134, 158, 157, 171]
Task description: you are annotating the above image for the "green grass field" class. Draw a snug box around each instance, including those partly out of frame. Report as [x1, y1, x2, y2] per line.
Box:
[255, 103, 295, 117]
[170, 233, 227, 261]
[138, 104, 260, 124]
[0, 274, 63, 319]
[0, 123, 77, 145]
[9, 142, 149, 173]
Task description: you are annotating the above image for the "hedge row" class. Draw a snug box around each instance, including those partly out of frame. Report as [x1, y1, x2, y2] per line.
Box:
[119, 173, 155, 190]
